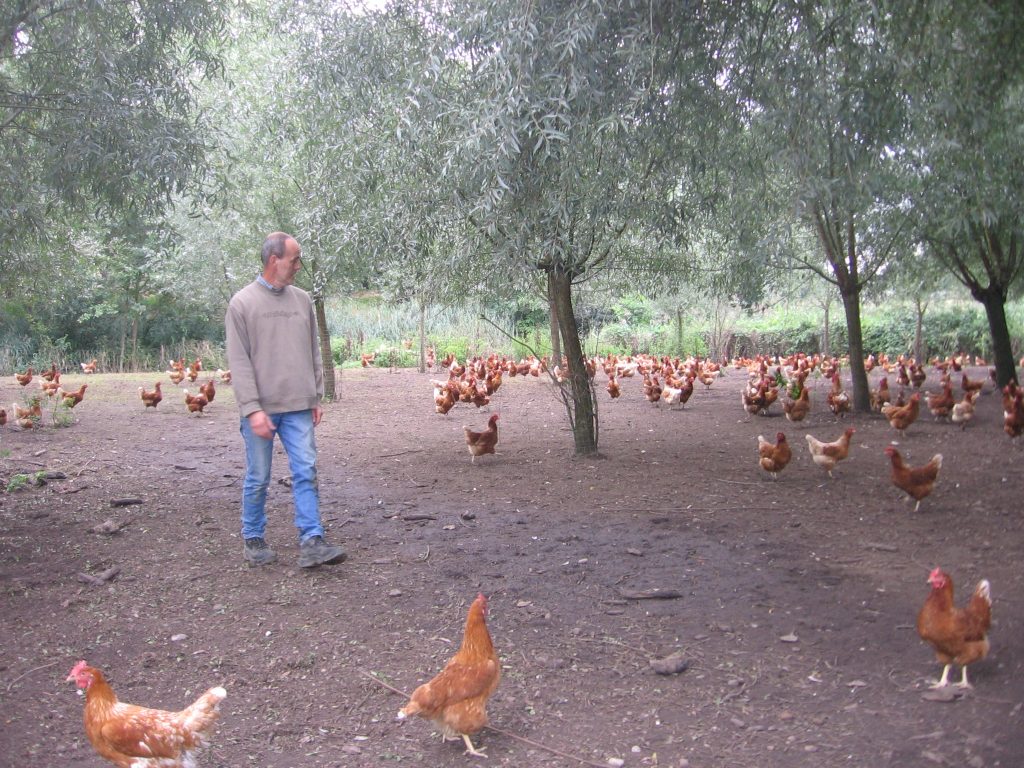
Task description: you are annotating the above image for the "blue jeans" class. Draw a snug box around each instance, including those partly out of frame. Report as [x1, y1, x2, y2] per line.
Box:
[240, 410, 323, 542]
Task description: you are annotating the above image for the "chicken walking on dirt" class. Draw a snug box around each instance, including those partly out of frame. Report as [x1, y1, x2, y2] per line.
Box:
[757, 432, 792, 480]
[805, 427, 855, 478]
[398, 594, 501, 757]
[67, 660, 225, 767]
[139, 381, 163, 409]
[916, 568, 992, 688]
[884, 446, 942, 511]
[464, 413, 499, 463]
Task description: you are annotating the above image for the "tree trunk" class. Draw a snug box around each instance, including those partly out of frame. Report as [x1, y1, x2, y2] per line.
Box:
[418, 300, 427, 373]
[839, 287, 871, 412]
[130, 316, 139, 372]
[119, 320, 127, 373]
[549, 269, 597, 455]
[822, 301, 830, 356]
[314, 297, 336, 401]
[914, 297, 926, 364]
[974, 286, 1019, 387]
[675, 307, 684, 356]
[547, 273, 562, 364]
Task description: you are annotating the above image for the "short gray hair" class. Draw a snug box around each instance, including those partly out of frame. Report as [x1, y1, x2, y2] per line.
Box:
[261, 232, 293, 266]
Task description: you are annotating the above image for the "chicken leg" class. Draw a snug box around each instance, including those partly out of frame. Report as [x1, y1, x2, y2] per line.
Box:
[955, 665, 974, 689]
[462, 733, 488, 758]
[930, 663, 953, 688]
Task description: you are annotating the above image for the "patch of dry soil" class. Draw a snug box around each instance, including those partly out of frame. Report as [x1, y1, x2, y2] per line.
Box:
[0, 365, 1021, 767]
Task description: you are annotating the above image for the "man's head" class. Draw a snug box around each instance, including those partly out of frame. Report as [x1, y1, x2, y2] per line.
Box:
[261, 231, 302, 288]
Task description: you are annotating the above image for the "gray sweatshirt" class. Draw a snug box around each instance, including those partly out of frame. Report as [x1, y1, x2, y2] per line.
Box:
[225, 280, 324, 418]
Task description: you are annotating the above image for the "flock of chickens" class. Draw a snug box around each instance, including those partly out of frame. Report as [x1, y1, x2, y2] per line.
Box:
[0, 358, 234, 431]
[3, 362, 89, 428]
[3, 348, 1015, 764]
[62, 573, 991, 766]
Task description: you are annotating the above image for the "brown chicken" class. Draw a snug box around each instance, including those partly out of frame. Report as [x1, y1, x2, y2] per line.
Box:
[199, 378, 216, 403]
[58, 383, 88, 408]
[41, 372, 62, 397]
[15, 367, 33, 386]
[782, 385, 810, 422]
[167, 367, 186, 385]
[757, 432, 792, 480]
[0, 407, 6, 427]
[870, 376, 891, 412]
[882, 392, 921, 436]
[826, 372, 851, 417]
[925, 381, 955, 421]
[644, 374, 663, 405]
[606, 376, 621, 399]
[950, 391, 978, 430]
[884, 446, 942, 511]
[805, 427, 855, 478]
[398, 594, 501, 757]
[916, 568, 992, 688]
[1003, 388, 1024, 441]
[183, 389, 209, 415]
[910, 363, 927, 388]
[81, 358, 98, 374]
[12, 397, 43, 421]
[464, 413, 499, 463]
[433, 380, 457, 415]
[67, 660, 225, 768]
[961, 372, 985, 396]
[140, 382, 163, 409]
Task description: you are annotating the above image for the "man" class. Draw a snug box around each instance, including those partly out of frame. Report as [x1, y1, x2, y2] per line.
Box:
[225, 231, 346, 568]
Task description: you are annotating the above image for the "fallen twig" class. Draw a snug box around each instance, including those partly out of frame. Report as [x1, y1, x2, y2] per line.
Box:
[7, 660, 61, 692]
[76, 566, 120, 586]
[110, 497, 143, 507]
[618, 587, 682, 600]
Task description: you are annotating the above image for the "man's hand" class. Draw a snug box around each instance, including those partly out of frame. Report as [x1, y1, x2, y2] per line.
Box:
[248, 410, 276, 440]
[312, 404, 323, 427]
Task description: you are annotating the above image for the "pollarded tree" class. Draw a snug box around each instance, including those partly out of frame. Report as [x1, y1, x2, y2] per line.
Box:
[436, 0, 740, 455]
[739, 0, 911, 411]
[898, 1, 1024, 387]
[278, 1, 473, 392]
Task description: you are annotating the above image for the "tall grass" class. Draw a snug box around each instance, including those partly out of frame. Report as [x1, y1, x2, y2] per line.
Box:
[326, 298, 519, 365]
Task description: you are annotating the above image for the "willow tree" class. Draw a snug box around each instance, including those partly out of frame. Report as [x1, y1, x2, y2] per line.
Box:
[740, 0, 910, 411]
[898, 1, 1024, 387]
[1, 0, 228, 352]
[1, 1, 226, 248]
[434, 0, 738, 455]
[268, 0, 476, 393]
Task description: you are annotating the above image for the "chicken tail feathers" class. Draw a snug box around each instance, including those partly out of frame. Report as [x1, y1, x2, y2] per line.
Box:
[975, 579, 991, 606]
[179, 686, 226, 733]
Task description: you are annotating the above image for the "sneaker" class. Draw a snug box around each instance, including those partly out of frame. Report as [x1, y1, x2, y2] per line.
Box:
[243, 537, 277, 567]
[298, 535, 347, 568]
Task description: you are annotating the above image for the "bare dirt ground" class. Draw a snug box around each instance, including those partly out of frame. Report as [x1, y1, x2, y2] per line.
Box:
[0, 363, 1021, 768]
